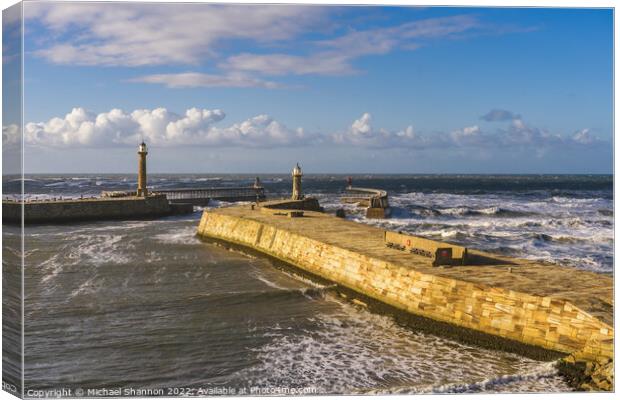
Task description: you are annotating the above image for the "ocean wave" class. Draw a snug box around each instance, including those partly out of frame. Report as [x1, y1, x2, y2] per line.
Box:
[66, 234, 134, 266]
[185, 285, 336, 307]
[354, 210, 612, 272]
[436, 206, 535, 218]
[195, 177, 222, 182]
[154, 226, 200, 245]
[239, 300, 571, 394]
[368, 362, 566, 394]
[551, 195, 605, 204]
[70, 275, 104, 298]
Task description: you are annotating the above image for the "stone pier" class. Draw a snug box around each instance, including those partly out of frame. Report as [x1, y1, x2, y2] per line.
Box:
[196, 204, 613, 390]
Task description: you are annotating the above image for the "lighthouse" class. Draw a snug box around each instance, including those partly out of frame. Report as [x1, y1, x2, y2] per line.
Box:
[291, 163, 303, 200]
[137, 142, 148, 197]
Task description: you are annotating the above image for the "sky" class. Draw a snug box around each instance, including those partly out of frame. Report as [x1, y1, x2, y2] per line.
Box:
[2, 2, 614, 174]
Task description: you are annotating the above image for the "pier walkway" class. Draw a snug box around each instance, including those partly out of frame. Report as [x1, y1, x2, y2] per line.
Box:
[102, 186, 266, 206]
[154, 186, 266, 205]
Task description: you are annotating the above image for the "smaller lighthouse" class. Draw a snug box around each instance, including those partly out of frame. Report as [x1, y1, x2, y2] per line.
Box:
[291, 163, 303, 200]
[137, 142, 148, 197]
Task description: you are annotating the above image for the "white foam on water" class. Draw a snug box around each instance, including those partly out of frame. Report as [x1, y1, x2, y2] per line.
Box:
[154, 226, 201, 245]
[369, 362, 567, 394]
[354, 191, 613, 273]
[253, 274, 291, 291]
[67, 234, 134, 266]
[39, 254, 64, 284]
[195, 177, 222, 181]
[248, 262, 336, 301]
[70, 275, 104, 298]
[241, 299, 571, 394]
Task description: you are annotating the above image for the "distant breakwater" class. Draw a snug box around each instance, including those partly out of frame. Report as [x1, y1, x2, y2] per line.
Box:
[2, 195, 192, 224]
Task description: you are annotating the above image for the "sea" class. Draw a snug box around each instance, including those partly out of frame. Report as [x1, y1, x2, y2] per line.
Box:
[2, 174, 613, 395]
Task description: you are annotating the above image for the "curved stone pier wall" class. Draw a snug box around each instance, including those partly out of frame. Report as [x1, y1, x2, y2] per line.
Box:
[197, 210, 613, 363]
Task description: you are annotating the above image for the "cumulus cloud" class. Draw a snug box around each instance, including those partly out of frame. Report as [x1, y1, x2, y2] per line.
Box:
[571, 128, 599, 145]
[2, 124, 21, 148]
[449, 125, 487, 146]
[23, 107, 311, 148]
[16, 108, 604, 151]
[333, 113, 421, 148]
[334, 113, 603, 150]
[480, 109, 521, 122]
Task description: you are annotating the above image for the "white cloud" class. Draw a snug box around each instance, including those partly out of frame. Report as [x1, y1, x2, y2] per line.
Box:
[17, 109, 604, 151]
[221, 53, 355, 76]
[217, 115, 310, 146]
[2, 124, 21, 148]
[319, 15, 478, 56]
[26, 4, 485, 84]
[449, 125, 486, 146]
[127, 72, 281, 89]
[23, 107, 311, 148]
[350, 113, 373, 136]
[334, 113, 420, 148]
[221, 15, 480, 77]
[26, 3, 323, 67]
[502, 118, 563, 146]
[335, 113, 603, 150]
[571, 128, 598, 145]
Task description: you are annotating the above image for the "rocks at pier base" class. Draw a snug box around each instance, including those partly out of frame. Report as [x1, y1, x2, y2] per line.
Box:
[558, 354, 614, 391]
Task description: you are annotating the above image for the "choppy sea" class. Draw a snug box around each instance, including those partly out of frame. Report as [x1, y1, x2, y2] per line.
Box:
[2, 174, 613, 394]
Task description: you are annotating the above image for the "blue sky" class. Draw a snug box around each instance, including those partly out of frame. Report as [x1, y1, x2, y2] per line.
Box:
[3, 3, 613, 173]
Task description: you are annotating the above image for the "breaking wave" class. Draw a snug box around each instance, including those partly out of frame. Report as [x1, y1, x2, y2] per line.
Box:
[239, 300, 571, 394]
[340, 189, 613, 273]
[369, 362, 565, 394]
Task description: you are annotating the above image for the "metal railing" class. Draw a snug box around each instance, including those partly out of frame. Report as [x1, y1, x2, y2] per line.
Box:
[5, 186, 267, 204]
[154, 186, 265, 201]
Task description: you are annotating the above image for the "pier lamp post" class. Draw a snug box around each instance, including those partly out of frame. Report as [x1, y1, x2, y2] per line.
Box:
[292, 163, 303, 200]
[137, 142, 148, 197]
